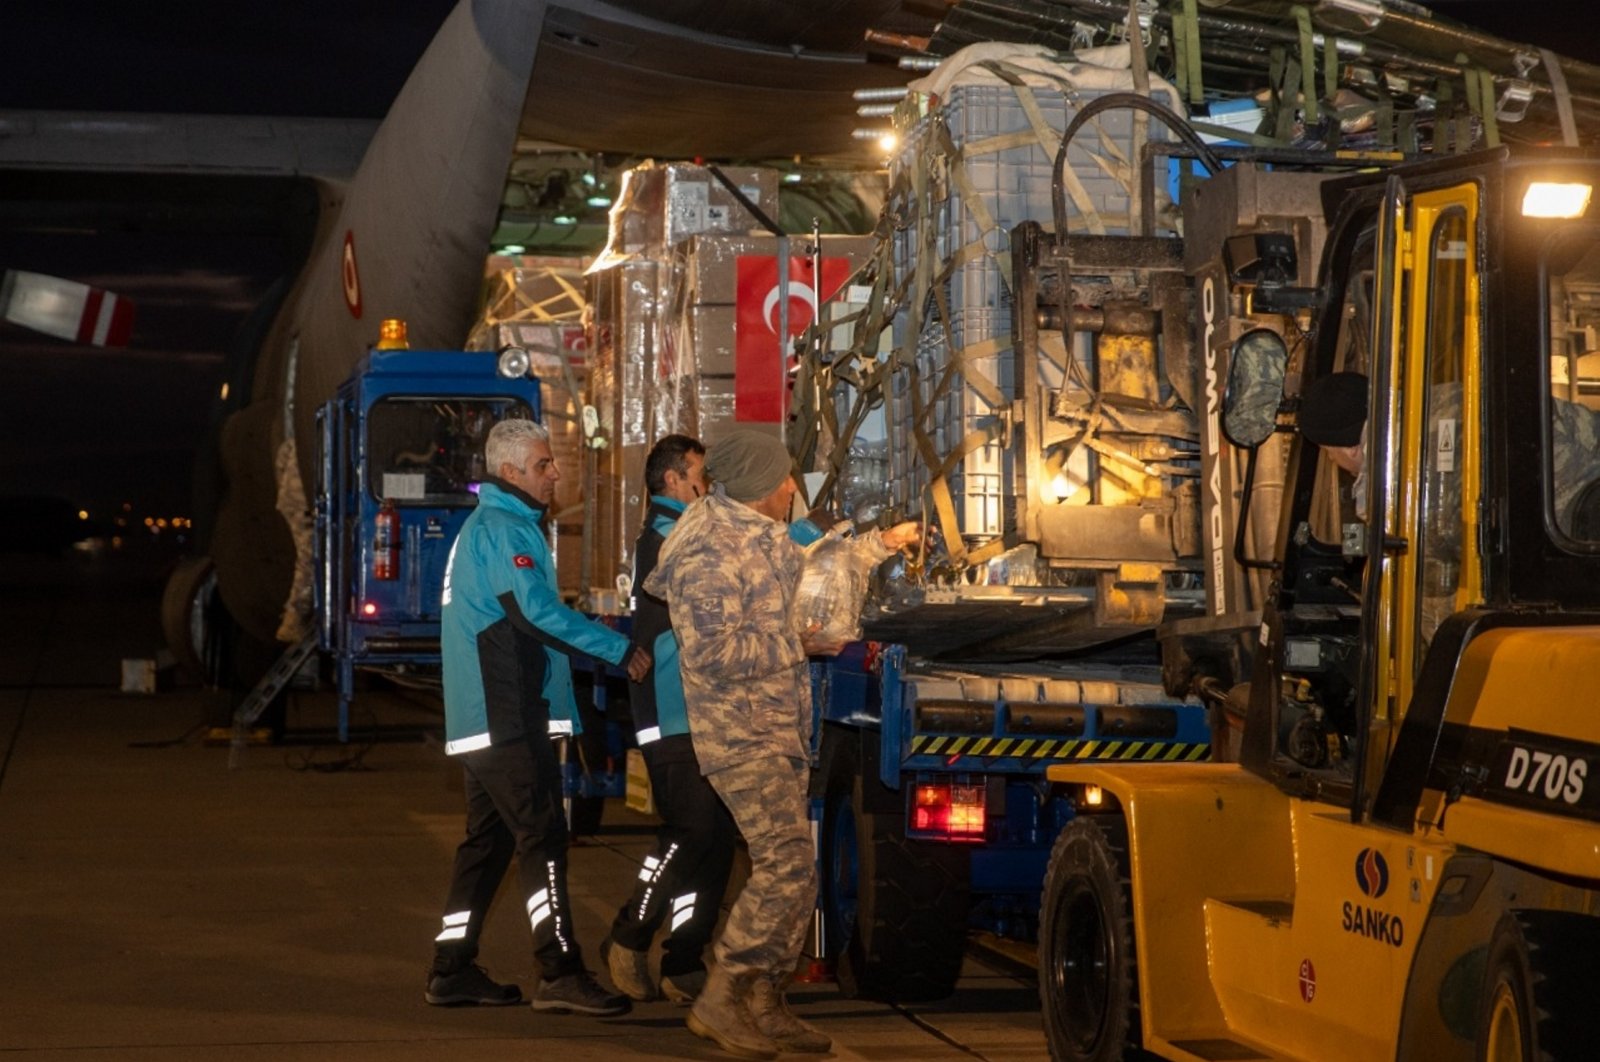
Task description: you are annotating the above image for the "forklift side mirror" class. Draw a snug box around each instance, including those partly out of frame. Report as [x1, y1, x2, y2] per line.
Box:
[1222, 328, 1288, 448]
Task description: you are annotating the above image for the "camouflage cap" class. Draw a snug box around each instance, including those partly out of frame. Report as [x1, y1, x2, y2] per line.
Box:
[706, 428, 792, 501]
[1299, 371, 1368, 447]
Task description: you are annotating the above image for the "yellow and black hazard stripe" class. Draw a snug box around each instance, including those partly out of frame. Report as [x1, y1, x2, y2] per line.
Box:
[908, 734, 1209, 762]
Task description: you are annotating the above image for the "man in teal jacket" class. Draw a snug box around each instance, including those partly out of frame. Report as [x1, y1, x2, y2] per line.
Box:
[426, 418, 648, 1016]
[602, 434, 735, 1005]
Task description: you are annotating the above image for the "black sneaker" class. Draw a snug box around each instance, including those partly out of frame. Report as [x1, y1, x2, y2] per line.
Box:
[531, 970, 632, 1016]
[425, 964, 524, 1006]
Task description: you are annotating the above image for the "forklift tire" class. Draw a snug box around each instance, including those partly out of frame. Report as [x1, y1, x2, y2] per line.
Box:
[1475, 911, 1600, 1062]
[1039, 817, 1153, 1062]
[820, 729, 969, 1002]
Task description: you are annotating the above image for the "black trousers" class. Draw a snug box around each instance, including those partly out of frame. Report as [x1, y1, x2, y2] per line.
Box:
[609, 734, 737, 977]
[432, 732, 583, 980]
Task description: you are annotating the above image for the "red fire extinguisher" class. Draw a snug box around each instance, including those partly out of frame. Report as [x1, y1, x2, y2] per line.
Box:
[373, 498, 399, 581]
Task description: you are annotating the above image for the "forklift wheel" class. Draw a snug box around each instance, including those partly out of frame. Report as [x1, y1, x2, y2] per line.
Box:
[1476, 910, 1599, 1062]
[1039, 817, 1153, 1062]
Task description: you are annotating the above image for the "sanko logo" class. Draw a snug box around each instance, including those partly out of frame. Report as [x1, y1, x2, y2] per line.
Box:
[1354, 848, 1389, 899]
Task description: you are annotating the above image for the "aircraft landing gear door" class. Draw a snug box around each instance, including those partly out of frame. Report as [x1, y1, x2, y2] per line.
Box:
[1360, 179, 1483, 813]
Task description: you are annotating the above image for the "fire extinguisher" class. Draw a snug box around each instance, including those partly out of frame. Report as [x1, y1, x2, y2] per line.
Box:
[373, 498, 399, 581]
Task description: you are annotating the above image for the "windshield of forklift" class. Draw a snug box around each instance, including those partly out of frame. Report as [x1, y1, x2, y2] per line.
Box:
[1546, 230, 1600, 542]
[367, 396, 532, 506]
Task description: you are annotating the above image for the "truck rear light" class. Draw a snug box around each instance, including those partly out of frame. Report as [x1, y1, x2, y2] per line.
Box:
[911, 783, 985, 841]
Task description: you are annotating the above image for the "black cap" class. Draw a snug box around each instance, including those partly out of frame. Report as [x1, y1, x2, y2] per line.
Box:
[1298, 372, 1368, 447]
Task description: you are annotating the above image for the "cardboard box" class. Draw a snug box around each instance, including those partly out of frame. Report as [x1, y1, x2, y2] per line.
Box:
[603, 163, 779, 261]
[677, 233, 877, 307]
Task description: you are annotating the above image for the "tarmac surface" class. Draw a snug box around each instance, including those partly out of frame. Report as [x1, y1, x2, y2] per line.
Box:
[0, 549, 1051, 1061]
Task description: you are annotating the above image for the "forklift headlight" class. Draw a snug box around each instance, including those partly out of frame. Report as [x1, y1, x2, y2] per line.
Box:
[496, 347, 532, 379]
[1522, 182, 1592, 219]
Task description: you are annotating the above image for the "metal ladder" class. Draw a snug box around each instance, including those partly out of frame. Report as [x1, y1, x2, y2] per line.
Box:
[228, 631, 318, 768]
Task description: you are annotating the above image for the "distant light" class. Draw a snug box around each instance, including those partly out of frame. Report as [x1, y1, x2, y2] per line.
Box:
[77, 510, 88, 521]
[553, 214, 577, 225]
[854, 128, 898, 153]
[500, 244, 525, 255]
[581, 172, 597, 187]
[1523, 181, 1592, 219]
[361, 601, 378, 617]
[219, 382, 230, 401]
[585, 195, 612, 208]
[783, 173, 803, 184]
[467, 482, 482, 495]
[143, 517, 154, 528]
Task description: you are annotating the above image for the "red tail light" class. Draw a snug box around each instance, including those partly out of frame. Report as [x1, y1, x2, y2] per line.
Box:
[912, 783, 985, 841]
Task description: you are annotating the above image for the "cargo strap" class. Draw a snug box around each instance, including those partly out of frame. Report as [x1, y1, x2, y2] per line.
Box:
[1458, 58, 1500, 148]
[1541, 48, 1580, 146]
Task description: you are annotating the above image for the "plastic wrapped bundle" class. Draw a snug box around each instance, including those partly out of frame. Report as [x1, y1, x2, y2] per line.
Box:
[792, 532, 873, 645]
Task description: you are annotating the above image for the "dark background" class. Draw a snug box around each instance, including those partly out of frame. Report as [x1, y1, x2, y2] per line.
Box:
[0, 0, 1594, 530]
[0, 3, 457, 527]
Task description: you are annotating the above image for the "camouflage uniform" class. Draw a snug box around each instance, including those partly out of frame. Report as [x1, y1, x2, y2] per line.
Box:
[645, 487, 887, 979]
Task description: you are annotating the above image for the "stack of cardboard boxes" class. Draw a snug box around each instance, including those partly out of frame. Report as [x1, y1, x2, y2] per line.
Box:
[582, 161, 875, 606]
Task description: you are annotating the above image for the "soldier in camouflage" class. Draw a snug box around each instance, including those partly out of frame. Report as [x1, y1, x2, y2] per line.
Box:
[644, 428, 916, 1059]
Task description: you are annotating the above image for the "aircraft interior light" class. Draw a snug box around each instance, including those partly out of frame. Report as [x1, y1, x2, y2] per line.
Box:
[1522, 182, 1592, 218]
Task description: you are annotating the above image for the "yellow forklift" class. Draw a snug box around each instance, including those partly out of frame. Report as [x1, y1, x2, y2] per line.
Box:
[1039, 146, 1600, 1061]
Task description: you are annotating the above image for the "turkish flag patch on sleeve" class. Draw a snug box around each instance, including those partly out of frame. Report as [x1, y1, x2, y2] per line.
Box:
[513, 555, 535, 569]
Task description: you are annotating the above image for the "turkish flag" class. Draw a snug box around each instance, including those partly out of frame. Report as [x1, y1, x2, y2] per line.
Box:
[734, 255, 853, 422]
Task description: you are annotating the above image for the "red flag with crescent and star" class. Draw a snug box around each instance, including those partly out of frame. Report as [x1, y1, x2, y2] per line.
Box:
[734, 254, 853, 422]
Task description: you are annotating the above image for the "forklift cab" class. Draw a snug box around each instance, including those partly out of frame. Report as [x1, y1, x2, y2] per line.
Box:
[1038, 148, 1600, 1062]
[1223, 148, 1600, 813]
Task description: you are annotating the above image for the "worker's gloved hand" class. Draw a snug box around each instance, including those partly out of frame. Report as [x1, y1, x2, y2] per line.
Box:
[879, 520, 921, 551]
[623, 645, 652, 682]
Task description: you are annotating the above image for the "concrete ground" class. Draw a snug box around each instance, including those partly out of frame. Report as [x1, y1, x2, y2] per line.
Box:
[0, 549, 1050, 1061]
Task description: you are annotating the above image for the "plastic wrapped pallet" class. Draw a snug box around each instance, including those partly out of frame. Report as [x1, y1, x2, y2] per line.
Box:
[584, 260, 663, 607]
[593, 162, 780, 268]
[883, 44, 1185, 552]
